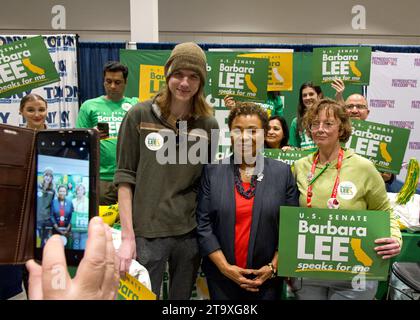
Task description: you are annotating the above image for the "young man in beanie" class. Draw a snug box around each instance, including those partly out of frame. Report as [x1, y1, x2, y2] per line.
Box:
[114, 42, 219, 299]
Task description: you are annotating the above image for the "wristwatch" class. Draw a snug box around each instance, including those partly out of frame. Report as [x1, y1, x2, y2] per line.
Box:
[267, 262, 276, 278]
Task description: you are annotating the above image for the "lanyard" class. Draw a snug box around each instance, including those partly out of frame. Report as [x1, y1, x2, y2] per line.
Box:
[306, 148, 344, 208]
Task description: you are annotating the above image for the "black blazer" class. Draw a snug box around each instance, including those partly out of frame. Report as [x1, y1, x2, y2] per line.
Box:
[196, 156, 299, 280]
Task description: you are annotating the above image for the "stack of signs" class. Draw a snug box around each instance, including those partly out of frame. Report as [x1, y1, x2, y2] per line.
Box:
[345, 119, 411, 174]
[312, 46, 371, 85]
[0, 36, 59, 98]
[277, 206, 391, 281]
[208, 52, 269, 102]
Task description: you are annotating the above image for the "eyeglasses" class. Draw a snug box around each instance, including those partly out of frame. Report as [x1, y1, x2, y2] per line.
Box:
[344, 104, 368, 110]
[310, 121, 338, 131]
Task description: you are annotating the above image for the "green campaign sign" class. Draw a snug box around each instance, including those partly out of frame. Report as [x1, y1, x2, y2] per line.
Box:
[263, 148, 314, 166]
[312, 47, 371, 85]
[70, 211, 88, 232]
[278, 206, 390, 281]
[120, 49, 171, 100]
[0, 36, 60, 98]
[345, 119, 410, 174]
[208, 52, 269, 102]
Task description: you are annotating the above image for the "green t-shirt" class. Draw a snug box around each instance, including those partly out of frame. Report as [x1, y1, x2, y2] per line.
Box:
[289, 117, 317, 150]
[259, 94, 284, 117]
[76, 96, 139, 181]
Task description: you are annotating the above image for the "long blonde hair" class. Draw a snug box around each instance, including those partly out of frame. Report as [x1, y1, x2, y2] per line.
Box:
[154, 84, 213, 119]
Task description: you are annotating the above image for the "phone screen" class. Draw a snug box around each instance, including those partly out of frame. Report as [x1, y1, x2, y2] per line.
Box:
[35, 130, 97, 264]
[97, 122, 109, 138]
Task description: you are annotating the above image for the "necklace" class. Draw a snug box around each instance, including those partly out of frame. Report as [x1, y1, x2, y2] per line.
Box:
[234, 165, 257, 199]
[239, 166, 254, 178]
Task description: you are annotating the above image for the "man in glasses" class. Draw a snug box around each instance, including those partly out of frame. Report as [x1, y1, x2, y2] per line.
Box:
[344, 93, 395, 189]
[344, 94, 370, 120]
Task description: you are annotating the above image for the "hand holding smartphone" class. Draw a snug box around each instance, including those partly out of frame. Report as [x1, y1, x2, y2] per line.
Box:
[35, 129, 99, 266]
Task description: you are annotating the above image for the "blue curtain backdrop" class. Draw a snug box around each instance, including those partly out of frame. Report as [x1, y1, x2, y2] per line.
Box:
[78, 42, 125, 103]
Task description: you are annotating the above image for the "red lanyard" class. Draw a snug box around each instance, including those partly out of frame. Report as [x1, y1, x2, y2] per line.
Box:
[306, 148, 344, 208]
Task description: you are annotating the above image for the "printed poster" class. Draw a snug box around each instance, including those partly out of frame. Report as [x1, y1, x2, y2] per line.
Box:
[278, 206, 390, 281]
[313, 46, 371, 85]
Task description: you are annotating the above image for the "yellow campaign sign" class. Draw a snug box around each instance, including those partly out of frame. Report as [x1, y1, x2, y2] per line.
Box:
[118, 273, 157, 300]
[239, 52, 293, 91]
[139, 65, 166, 101]
[99, 204, 119, 226]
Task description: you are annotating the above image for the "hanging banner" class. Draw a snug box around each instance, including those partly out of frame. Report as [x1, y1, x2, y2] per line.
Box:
[312, 47, 371, 85]
[367, 52, 420, 188]
[0, 34, 79, 128]
[345, 119, 411, 174]
[208, 52, 269, 102]
[239, 52, 293, 91]
[277, 206, 391, 281]
[263, 148, 314, 166]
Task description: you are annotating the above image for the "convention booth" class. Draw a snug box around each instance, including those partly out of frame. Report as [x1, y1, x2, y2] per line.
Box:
[1, 34, 419, 300]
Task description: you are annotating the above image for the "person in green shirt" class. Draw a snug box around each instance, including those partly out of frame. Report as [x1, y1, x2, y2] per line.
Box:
[289, 80, 345, 150]
[76, 61, 138, 205]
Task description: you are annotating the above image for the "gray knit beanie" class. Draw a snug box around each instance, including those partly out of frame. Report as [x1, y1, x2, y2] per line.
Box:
[164, 42, 207, 87]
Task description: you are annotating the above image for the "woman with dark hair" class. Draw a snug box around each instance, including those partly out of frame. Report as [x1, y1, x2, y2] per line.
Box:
[196, 102, 299, 300]
[291, 98, 401, 300]
[265, 115, 290, 149]
[289, 80, 345, 150]
[50, 185, 74, 242]
[289, 82, 323, 150]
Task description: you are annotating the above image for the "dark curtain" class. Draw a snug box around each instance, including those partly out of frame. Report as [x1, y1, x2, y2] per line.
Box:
[78, 42, 126, 104]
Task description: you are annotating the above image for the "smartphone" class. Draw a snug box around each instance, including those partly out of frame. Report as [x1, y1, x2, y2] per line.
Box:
[34, 129, 99, 266]
[97, 122, 109, 138]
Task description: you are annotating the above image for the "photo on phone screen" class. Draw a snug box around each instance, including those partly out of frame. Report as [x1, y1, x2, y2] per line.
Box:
[35, 129, 98, 265]
[97, 122, 109, 138]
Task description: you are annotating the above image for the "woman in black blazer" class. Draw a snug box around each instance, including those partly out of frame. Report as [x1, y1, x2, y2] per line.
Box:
[196, 102, 299, 300]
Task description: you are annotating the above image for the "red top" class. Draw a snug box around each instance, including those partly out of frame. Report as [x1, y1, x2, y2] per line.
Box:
[59, 203, 65, 227]
[234, 182, 255, 269]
